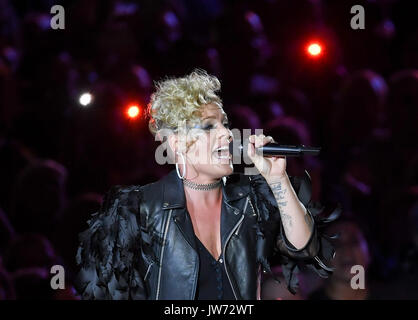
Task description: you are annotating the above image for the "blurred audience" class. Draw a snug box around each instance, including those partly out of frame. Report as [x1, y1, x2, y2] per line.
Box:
[309, 220, 373, 300]
[261, 267, 305, 300]
[0, 256, 15, 299]
[0, 0, 416, 299]
[10, 159, 68, 240]
[52, 192, 102, 277]
[0, 208, 15, 255]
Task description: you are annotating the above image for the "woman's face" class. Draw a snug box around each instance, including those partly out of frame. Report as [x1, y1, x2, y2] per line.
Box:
[181, 103, 234, 181]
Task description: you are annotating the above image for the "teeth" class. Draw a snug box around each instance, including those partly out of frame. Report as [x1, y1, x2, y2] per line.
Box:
[213, 146, 231, 160]
[215, 146, 229, 152]
[212, 145, 231, 160]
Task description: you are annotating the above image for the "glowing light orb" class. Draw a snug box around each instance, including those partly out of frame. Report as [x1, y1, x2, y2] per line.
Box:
[307, 43, 322, 57]
[79, 92, 93, 106]
[127, 105, 140, 118]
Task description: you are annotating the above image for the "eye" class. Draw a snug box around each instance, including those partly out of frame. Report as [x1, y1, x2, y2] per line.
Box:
[202, 123, 214, 130]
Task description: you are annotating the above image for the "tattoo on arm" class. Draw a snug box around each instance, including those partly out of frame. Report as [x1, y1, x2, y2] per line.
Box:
[269, 181, 292, 233]
[269, 182, 287, 207]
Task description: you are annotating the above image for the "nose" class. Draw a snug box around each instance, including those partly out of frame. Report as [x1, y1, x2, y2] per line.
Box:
[220, 127, 233, 144]
[216, 121, 233, 144]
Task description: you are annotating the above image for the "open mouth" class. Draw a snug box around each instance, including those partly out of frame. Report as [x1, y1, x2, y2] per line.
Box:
[212, 145, 231, 160]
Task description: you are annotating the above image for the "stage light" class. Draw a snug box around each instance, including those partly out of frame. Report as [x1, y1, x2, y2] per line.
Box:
[127, 105, 140, 118]
[307, 42, 322, 57]
[79, 92, 93, 106]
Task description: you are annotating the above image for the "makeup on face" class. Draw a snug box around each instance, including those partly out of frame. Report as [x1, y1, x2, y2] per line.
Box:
[190, 106, 233, 164]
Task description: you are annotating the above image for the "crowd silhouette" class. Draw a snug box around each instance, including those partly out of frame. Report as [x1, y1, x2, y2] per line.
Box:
[0, 0, 417, 299]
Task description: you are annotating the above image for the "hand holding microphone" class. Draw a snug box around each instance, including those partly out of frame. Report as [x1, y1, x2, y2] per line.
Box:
[247, 135, 287, 180]
[231, 134, 321, 181]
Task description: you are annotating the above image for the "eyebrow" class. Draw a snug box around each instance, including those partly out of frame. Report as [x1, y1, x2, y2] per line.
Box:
[202, 114, 228, 121]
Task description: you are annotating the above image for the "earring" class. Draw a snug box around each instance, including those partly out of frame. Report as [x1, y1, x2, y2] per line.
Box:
[175, 151, 186, 180]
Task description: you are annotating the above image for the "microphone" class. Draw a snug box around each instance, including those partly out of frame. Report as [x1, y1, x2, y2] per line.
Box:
[230, 142, 321, 157]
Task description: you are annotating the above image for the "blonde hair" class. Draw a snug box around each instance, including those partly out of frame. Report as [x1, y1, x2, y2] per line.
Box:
[147, 69, 223, 138]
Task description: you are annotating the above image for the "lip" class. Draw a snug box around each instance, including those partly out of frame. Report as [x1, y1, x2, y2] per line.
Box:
[212, 144, 232, 160]
[212, 144, 230, 153]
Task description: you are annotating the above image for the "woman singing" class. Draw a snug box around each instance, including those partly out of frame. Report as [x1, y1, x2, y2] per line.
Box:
[75, 69, 338, 300]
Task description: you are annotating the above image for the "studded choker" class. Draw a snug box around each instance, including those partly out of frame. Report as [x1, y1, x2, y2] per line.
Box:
[182, 178, 222, 191]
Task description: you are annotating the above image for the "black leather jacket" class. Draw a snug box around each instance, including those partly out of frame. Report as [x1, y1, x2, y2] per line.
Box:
[75, 169, 338, 300]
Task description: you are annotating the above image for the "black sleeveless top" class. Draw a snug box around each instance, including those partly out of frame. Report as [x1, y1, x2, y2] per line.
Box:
[191, 184, 236, 300]
[194, 232, 235, 300]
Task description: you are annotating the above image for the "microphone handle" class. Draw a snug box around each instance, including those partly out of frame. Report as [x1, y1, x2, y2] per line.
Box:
[255, 143, 321, 157]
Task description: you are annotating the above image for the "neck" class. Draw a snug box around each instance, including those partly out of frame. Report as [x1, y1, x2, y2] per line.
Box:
[184, 184, 222, 208]
[184, 171, 221, 185]
[182, 169, 222, 187]
[183, 174, 223, 205]
[180, 169, 223, 200]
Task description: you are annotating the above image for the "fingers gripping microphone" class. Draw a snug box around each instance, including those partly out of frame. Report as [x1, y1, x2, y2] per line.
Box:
[229, 142, 321, 157]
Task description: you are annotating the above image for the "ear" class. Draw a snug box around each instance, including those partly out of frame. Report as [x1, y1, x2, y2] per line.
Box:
[168, 132, 188, 155]
[167, 133, 178, 155]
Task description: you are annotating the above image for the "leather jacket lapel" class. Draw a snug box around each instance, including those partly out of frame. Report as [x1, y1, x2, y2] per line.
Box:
[172, 208, 198, 251]
[159, 170, 197, 250]
[221, 175, 251, 249]
[160, 169, 186, 210]
[220, 192, 245, 249]
[160, 169, 252, 252]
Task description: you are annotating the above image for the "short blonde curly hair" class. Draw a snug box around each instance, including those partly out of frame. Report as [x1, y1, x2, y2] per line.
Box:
[147, 69, 223, 138]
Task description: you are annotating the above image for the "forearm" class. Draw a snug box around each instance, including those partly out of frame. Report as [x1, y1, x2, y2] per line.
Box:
[266, 173, 313, 249]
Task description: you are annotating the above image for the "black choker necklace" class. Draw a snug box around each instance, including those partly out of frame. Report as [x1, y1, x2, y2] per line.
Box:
[182, 178, 222, 191]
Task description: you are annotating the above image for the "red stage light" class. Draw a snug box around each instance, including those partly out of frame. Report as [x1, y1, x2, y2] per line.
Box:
[127, 105, 140, 118]
[307, 42, 322, 57]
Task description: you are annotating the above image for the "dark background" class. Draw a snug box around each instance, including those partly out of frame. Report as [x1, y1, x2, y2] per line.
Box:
[0, 0, 417, 299]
